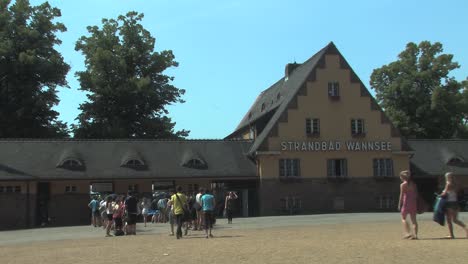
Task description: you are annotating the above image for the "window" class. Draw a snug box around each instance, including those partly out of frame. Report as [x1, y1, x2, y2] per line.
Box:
[63, 159, 80, 167]
[277, 93, 281, 101]
[373, 159, 394, 177]
[351, 119, 365, 135]
[65, 186, 77, 193]
[261, 103, 266, 111]
[377, 195, 397, 209]
[328, 82, 340, 98]
[183, 158, 208, 170]
[279, 159, 300, 177]
[249, 127, 255, 139]
[125, 159, 143, 166]
[128, 184, 138, 192]
[0, 186, 21, 193]
[306, 118, 320, 136]
[58, 158, 84, 170]
[327, 159, 347, 178]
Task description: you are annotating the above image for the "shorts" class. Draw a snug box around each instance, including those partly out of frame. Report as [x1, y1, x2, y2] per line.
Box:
[107, 214, 113, 221]
[142, 208, 148, 216]
[126, 213, 137, 225]
[114, 217, 123, 229]
[445, 201, 459, 210]
[203, 211, 214, 229]
[92, 210, 99, 217]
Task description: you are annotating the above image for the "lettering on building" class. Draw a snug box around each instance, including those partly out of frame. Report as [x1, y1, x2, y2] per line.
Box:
[280, 141, 392, 152]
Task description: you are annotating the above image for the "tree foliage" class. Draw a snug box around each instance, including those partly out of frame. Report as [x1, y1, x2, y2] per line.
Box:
[0, 0, 70, 137]
[72, 12, 188, 139]
[370, 41, 468, 138]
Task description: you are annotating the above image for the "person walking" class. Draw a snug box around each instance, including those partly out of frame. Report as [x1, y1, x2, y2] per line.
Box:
[195, 188, 205, 230]
[125, 191, 138, 235]
[398, 170, 418, 239]
[104, 196, 114, 237]
[440, 172, 468, 239]
[88, 196, 99, 227]
[201, 189, 216, 238]
[141, 197, 151, 227]
[170, 186, 188, 239]
[225, 191, 238, 224]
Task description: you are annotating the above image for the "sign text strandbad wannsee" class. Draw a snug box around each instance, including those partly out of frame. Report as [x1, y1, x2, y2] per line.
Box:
[280, 140, 392, 152]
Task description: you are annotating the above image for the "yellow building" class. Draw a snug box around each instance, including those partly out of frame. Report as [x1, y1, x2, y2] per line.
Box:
[226, 42, 412, 215]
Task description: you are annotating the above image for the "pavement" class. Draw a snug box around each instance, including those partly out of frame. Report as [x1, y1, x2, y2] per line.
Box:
[3, 212, 462, 246]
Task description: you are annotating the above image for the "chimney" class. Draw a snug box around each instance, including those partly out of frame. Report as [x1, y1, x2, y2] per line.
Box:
[285, 62, 300, 78]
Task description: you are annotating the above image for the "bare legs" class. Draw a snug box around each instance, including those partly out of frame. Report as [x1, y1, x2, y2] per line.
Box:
[446, 208, 468, 238]
[401, 212, 418, 239]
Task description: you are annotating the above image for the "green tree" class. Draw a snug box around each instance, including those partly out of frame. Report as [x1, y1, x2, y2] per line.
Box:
[0, 0, 69, 137]
[370, 41, 467, 138]
[72, 12, 188, 139]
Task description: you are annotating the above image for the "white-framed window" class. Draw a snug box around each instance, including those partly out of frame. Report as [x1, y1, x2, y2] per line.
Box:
[0, 185, 21, 193]
[65, 186, 77, 193]
[327, 159, 347, 178]
[328, 81, 340, 98]
[279, 159, 301, 177]
[377, 195, 397, 209]
[306, 118, 320, 135]
[128, 184, 138, 192]
[373, 159, 394, 177]
[351, 119, 365, 135]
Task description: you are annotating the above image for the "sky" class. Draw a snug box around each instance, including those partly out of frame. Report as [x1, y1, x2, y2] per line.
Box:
[28, 0, 468, 139]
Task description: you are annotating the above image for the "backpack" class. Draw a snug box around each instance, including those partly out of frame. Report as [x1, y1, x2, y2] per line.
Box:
[114, 229, 125, 236]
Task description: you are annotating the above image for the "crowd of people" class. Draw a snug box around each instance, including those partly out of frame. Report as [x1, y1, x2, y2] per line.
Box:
[88, 173, 468, 240]
[398, 170, 468, 239]
[87, 187, 238, 238]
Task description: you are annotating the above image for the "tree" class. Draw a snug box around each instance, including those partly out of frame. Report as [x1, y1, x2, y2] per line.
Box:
[72, 12, 188, 139]
[370, 41, 467, 138]
[0, 0, 70, 138]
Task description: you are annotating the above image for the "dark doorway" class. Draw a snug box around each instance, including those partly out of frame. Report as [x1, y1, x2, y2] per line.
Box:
[36, 182, 50, 226]
[413, 178, 438, 211]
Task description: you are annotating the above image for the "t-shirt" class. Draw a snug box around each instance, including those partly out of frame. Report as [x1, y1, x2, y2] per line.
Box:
[170, 193, 187, 215]
[157, 198, 167, 209]
[201, 194, 215, 212]
[88, 199, 99, 211]
[125, 196, 138, 214]
[196, 193, 203, 204]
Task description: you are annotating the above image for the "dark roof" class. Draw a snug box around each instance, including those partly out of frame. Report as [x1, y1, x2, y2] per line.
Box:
[234, 42, 332, 155]
[0, 139, 256, 181]
[408, 140, 468, 175]
[231, 44, 329, 135]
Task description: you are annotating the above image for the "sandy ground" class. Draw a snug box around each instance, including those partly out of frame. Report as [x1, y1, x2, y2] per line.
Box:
[1, 216, 468, 264]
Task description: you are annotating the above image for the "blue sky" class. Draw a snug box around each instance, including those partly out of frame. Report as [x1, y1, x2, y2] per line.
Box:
[30, 0, 468, 139]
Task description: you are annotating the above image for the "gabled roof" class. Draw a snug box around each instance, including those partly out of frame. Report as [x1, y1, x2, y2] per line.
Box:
[229, 41, 409, 156]
[230, 43, 329, 136]
[0, 139, 255, 180]
[408, 140, 468, 175]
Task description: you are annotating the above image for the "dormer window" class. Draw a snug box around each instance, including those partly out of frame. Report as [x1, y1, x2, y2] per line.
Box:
[447, 156, 465, 166]
[57, 158, 84, 170]
[125, 159, 144, 166]
[261, 103, 266, 112]
[184, 158, 207, 169]
[63, 159, 82, 167]
[277, 93, 281, 101]
[121, 158, 146, 169]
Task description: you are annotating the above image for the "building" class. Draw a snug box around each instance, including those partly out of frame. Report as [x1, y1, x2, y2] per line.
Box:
[1, 42, 467, 229]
